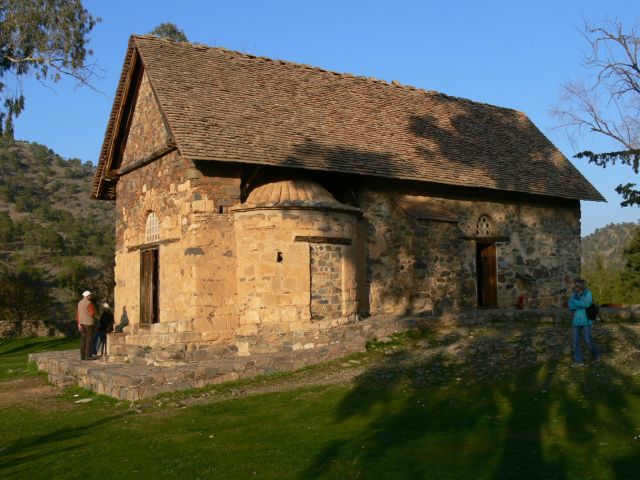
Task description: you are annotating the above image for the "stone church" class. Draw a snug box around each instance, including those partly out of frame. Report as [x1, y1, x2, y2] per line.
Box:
[92, 35, 603, 354]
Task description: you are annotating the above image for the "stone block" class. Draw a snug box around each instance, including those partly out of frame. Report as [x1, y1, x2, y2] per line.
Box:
[277, 294, 292, 306]
[261, 308, 281, 324]
[194, 318, 215, 332]
[236, 342, 250, 356]
[241, 310, 260, 325]
[235, 324, 259, 336]
[200, 330, 222, 342]
[281, 306, 298, 323]
[291, 291, 311, 306]
[298, 308, 312, 321]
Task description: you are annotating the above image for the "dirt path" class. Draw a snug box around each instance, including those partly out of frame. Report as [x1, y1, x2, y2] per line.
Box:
[0, 377, 60, 408]
[7, 323, 640, 412]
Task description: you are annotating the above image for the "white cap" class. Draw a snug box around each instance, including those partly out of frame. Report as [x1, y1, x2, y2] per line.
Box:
[82, 291, 92, 297]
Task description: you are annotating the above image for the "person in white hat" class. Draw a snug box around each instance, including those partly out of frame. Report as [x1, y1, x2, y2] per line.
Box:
[76, 291, 96, 360]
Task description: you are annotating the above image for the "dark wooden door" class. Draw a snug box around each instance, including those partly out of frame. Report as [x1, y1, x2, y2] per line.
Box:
[476, 242, 497, 308]
[140, 248, 159, 324]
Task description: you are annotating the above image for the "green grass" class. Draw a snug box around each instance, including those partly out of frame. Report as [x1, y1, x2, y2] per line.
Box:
[1, 335, 640, 479]
[0, 336, 79, 381]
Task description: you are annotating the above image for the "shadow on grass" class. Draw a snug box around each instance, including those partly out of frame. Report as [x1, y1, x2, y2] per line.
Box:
[0, 411, 132, 474]
[0, 337, 77, 356]
[304, 326, 640, 479]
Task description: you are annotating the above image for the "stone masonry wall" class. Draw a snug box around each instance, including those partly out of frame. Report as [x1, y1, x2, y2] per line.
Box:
[310, 244, 344, 321]
[121, 71, 170, 167]
[362, 190, 465, 316]
[115, 80, 243, 338]
[113, 78, 582, 355]
[233, 208, 360, 346]
[361, 189, 581, 315]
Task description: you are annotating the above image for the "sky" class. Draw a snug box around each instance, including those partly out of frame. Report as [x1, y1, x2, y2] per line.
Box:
[10, 0, 640, 236]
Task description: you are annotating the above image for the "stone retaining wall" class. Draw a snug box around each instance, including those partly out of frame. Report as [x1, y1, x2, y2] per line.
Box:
[30, 308, 640, 401]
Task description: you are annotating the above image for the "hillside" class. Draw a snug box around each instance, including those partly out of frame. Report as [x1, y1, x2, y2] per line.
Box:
[581, 221, 639, 270]
[0, 139, 115, 336]
[0, 140, 114, 253]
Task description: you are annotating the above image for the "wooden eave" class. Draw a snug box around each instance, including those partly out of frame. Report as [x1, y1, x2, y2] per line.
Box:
[108, 51, 144, 175]
[92, 40, 175, 200]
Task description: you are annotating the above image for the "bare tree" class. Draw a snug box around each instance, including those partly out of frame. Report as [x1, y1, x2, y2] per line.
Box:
[555, 19, 640, 206]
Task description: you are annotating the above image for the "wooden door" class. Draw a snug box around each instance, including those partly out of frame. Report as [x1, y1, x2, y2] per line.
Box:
[476, 242, 497, 308]
[140, 248, 159, 324]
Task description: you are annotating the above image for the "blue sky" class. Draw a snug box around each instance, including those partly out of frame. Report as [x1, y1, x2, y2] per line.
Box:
[12, 0, 640, 235]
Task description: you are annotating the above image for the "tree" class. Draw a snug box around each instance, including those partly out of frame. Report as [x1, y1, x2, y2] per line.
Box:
[149, 22, 188, 42]
[555, 19, 640, 206]
[0, 259, 53, 321]
[0, 0, 98, 137]
[622, 227, 640, 291]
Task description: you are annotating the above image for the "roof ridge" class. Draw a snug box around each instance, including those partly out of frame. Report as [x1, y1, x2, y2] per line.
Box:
[132, 35, 522, 115]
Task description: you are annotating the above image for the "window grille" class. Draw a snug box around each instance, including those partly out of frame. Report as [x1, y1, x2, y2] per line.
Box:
[145, 212, 159, 243]
[476, 215, 492, 237]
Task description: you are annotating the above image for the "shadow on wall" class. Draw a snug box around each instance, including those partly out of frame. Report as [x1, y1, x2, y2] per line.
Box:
[278, 140, 473, 317]
[357, 192, 467, 317]
[303, 325, 640, 478]
[275, 102, 587, 312]
[114, 306, 129, 333]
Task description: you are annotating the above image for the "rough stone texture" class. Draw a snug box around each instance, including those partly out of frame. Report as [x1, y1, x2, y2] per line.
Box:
[361, 190, 581, 316]
[30, 308, 640, 400]
[114, 85, 242, 339]
[121, 71, 170, 167]
[105, 66, 584, 358]
[112, 166, 582, 353]
[310, 244, 344, 321]
[233, 204, 361, 339]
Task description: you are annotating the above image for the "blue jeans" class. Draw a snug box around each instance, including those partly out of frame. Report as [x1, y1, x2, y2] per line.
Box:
[572, 325, 601, 363]
[92, 332, 107, 356]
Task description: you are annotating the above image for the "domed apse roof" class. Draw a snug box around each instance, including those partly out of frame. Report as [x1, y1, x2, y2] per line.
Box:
[235, 179, 359, 212]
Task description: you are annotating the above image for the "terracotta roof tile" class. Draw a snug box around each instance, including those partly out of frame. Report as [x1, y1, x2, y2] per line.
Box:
[92, 35, 605, 202]
[396, 195, 459, 222]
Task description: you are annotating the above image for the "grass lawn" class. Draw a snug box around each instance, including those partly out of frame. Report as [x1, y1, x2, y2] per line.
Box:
[1, 329, 640, 479]
[0, 337, 79, 381]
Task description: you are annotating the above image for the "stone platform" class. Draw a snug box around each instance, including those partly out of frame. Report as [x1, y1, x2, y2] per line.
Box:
[29, 307, 640, 401]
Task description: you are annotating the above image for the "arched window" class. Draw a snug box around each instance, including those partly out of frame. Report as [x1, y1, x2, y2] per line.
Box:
[145, 212, 159, 243]
[476, 215, 492, 237]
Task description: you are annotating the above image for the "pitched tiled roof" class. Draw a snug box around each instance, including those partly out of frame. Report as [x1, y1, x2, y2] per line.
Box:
[396, 195, 459, 222]
[93, 35, 605, 202]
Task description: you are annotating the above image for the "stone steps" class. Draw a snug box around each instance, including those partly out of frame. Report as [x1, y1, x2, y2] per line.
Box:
[29, 308, 640, 401]
[29, 341, 354, 401]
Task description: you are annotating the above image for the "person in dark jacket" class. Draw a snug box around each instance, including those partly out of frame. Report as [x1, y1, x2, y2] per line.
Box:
[568, 278, 601, 366]
[92, 303, 115, 357]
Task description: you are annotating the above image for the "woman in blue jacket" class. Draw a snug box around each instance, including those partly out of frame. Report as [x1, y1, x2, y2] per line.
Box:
[568, 278, 601, 365]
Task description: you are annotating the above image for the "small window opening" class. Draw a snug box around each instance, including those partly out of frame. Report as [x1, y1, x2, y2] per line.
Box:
[276, 251, 283, 263]
[218, 205, 228, 214]
[145, 212, 159, 243]
[476, 215, 492, 237]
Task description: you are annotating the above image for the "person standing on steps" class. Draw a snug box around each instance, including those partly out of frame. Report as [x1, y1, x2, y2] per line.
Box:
[92, 303, 114, 357]
[568, 278, 601, 366]
[76, 290, 96, 361]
